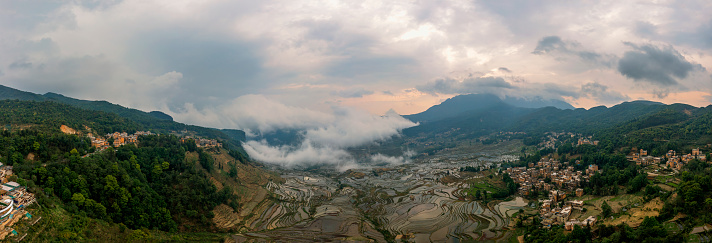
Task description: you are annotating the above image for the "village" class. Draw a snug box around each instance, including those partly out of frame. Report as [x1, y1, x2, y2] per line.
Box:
[504, 142, 709, 231]
[88, 131, 222, 150]
[0, 163, 37, 240]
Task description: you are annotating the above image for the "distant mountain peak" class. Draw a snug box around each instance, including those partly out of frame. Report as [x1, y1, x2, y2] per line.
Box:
[384, 108, 400, 117]
[404, 93, 508, 123]
[404, 93, 575, 123]
[501, 95, 575, 110]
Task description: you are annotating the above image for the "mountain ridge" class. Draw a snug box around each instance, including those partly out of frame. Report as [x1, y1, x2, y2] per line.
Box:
[404, 93, 575, 123]
[0, 84, 246, 147]
[401, 92, 711, 142]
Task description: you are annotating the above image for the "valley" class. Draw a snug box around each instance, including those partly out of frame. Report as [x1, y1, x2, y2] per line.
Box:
[1, 87, 711, 242]
[230, 140, 528, 242]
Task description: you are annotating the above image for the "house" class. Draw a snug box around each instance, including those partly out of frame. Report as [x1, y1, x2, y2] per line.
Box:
[575, 188, 584, 197]
[569, 200, 584, 210]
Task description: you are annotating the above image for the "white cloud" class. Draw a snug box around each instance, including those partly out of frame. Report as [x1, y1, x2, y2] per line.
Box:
[169, 95, 417, 168]
[370, 150, 416, 165]
[242, 139, 356, 170]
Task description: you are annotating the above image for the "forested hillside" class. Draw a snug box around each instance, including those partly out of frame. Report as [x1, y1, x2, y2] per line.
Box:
[0, 100, 140, 135]
[403, 95, 712, 153]
[0, 99, 277, 241]
[0, 85, 246, 149]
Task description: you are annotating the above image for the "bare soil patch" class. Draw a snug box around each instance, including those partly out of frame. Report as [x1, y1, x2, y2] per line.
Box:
[60, 125, 76, 134]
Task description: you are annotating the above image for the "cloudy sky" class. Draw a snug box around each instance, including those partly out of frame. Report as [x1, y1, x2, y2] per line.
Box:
[2, 0, 712, 168]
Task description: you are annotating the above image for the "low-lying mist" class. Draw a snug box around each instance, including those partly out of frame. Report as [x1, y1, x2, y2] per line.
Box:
[172, 95, 418, 170]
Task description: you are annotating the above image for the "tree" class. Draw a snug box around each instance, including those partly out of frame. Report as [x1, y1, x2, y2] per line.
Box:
[71, 193, 86, 206]
[628, 173, 648, 193]
[602, 201, 612, 217]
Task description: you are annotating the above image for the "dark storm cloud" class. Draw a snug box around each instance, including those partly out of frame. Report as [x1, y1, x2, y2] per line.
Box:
[125, 32, 266, 108]
[6, 54, 118, 97]
[617, 43, 704, 86]
[416, 76, 514, 95]
[532, 36, 615, 67]
[332, 88, 374, 98]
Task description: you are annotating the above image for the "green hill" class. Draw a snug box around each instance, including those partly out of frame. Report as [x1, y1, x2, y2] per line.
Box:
[0, 99, 278, 241]
[0, 85, 246, 149]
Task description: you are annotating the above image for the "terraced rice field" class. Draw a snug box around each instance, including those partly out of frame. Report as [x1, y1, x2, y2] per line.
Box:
[233, 143, 527, 242]
[234, 174, 386, 242]
[360, 178, 527, 241]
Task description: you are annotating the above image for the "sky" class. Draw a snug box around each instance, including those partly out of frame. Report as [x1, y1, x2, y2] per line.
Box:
[2, 0, 712, 168]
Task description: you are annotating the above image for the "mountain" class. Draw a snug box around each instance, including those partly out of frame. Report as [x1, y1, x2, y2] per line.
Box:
[404, 102, 533, 138]
[402, 92, 709, 145]
[501, 96, 575, 110]
[507, 100, 670, 134]
[0, 84, 47, 101]
[149, 111, 173, 121]
[0, 84, 245, 148]
[0, 99, 141, 134]
[403, 93, 575, 123]
[404, 93, 508, 123]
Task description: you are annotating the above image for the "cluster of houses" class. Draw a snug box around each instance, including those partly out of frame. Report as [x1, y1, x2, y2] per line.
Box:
[665, 149, 707, 170]
[89, 131, 223, 150]
[577, 138, 599, 146]
[504, 157, 602, 230]
[0, 163, 36, 240]
[179, 137, 222, 148]
[89, 131, 153, 149]
[628, 149, 662, 166]
[538, 132, 597, 149]
[506, 158, 597, 196]
[539, 132, 573, 149]
[627, 148, 708, 170]
[540, 190, 596, 229]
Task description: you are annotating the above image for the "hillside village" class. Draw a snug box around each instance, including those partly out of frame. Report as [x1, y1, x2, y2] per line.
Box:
[87, 131, 222, 151]
[0, 164, 36, 240]
[507, 136, 710, 231]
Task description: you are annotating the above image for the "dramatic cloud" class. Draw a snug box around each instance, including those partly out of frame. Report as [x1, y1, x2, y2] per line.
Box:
[415, 75, 586, 102]
[416, 76, 515, 95]
[1, 0, 712, 121]
[242, 139, 356, 170]
[580, 82, 630, 104]
[170, 95, 416, 169]
[532, 36, 616, 67]
[618, 43, 704, 86]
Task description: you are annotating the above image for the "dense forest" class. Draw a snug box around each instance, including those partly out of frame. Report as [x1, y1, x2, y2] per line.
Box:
[3, 130, 240, 233]
[0, 98, 255, 240]
[0, 100, 140, 135]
